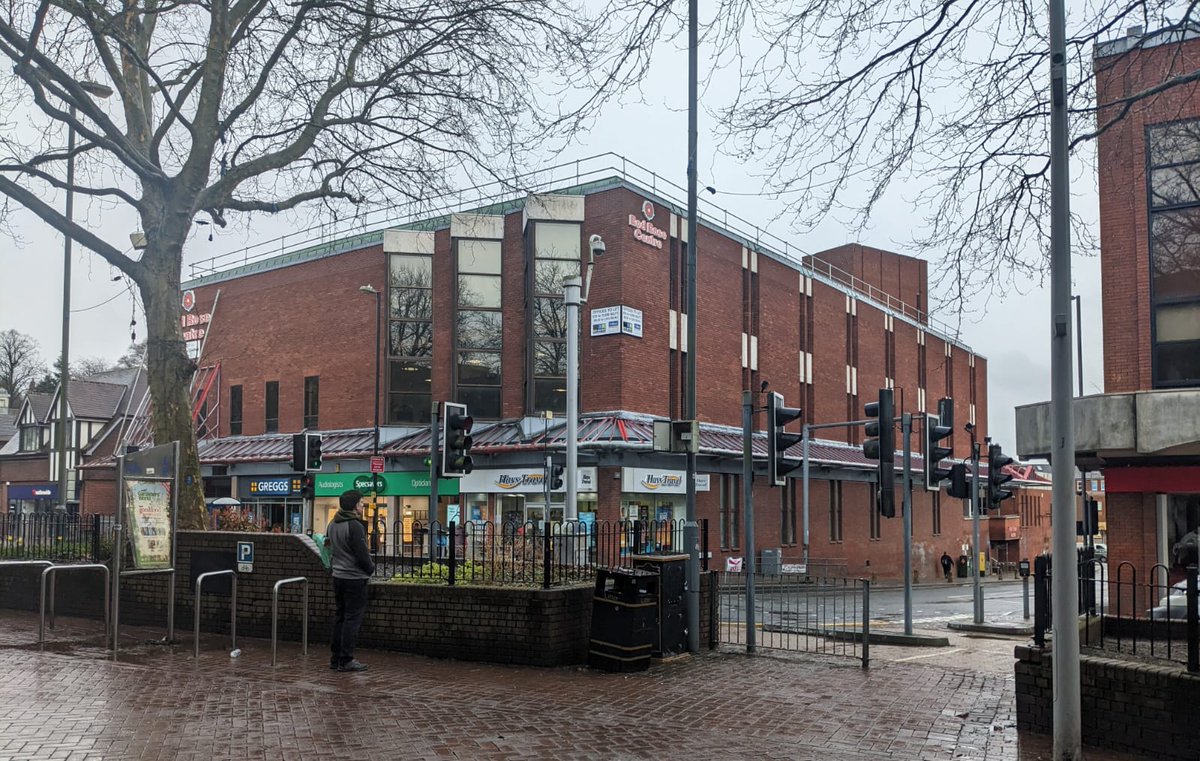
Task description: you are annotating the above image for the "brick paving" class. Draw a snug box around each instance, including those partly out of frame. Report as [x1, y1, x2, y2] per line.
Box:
[0, 610, 1146, 761]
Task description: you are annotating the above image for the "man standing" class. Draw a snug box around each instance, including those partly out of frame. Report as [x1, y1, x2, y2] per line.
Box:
[940, 552, 954, 584]
[329, 489, 374, 672]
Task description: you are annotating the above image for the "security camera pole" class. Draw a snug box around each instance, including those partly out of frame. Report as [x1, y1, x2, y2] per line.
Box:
[564, 234, 604, 525]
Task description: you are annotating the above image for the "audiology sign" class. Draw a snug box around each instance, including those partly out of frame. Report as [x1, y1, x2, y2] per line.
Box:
[313, 471, 460, 497]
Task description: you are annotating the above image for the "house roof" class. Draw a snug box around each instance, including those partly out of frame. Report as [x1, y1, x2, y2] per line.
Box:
[65, 380, 130, 420]
[0, 409, 17, 443]
[26, 392, 54, 423]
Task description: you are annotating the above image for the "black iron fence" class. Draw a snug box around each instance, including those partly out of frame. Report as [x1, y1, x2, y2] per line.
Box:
[0, 513, 115, 563]
[1033, 552, 1198, 673]
[370, 518, 708, 588]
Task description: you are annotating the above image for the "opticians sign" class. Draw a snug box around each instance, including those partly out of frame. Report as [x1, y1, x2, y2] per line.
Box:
[621, 468, 710, 494]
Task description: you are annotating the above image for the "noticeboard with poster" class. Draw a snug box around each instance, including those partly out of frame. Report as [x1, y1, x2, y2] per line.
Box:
[123, 479, 174, 569]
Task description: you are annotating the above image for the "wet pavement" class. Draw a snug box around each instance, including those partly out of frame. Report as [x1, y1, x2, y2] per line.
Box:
[0, 609, 1147, 760]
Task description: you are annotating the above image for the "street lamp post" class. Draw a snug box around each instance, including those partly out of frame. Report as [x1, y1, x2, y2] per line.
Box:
[55, 80, 113, 514]
[359, 284, 382, 542]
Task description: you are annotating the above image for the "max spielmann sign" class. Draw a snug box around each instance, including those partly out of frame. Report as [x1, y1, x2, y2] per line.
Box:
[123, 479, 173, 569]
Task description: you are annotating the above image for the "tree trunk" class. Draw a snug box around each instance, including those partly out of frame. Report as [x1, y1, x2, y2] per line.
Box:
[141, 245, 207, 531]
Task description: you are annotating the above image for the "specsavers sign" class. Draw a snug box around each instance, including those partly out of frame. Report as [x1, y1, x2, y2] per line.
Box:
[460, 467, 597, 494]
[621, 468, 710, 494]
[314, 471, 460, 497]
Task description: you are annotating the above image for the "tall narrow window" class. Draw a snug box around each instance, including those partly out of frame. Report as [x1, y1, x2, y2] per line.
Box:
[229, 385, 243, 436]
[455, 239, 503, 418]
[781, 480, 797, 545]
[829, 481, 843, 542]
[303, 376, 319, 429]
[1148, 119, 1200, 386]
[528, 222, 579, 413]
[264, 381, 279, 433]
[388, 251, 433, 423]
[720, 474, 740, 549]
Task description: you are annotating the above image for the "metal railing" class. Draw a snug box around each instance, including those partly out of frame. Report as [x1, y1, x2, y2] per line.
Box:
[720, 572, 870, 667]
[270, 577, 309, 667]
[1034, 554, 1198, 673]
[0, 514, 114, 562]
[372, 518, 707, 588]
[194, 570, 238, 659]
[39, 564, 110, 649]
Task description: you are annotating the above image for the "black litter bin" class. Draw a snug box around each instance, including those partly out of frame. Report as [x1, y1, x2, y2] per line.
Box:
[632, 553, 688, 657]
[589, 567, 659, 672]
[957, 555, 969, 578]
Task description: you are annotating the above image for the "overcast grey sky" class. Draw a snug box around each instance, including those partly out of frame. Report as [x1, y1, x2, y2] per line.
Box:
[0, 22, 1106, 450]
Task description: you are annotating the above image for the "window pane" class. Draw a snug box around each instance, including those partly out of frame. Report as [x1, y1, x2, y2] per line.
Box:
[1151, 209, 1200, 300]
[458, 240, 502, 274]
[1149, 120, 1200, 166]
[457, 310, 502, 350]
[459, 386, 501, 419]
[1157, 302, 1200, 342]
[533, 377, 566, 413]
[390, 254, 432, 288]
[534, 340, 567, 377]
[1151, 164, 1200, 208]
[389, 360, 431, 393]
[388, 392, 431, 425]
[389, 321, 433, 357]
[535, 222, 580, 260]
[390, 285, 432, 321]
[1154, 340, 1200, 385]
[458, 351, 502, 385]
[534, 259, 579, 295]
[533, 297, 566, 339]
[458, 274, 502, 308]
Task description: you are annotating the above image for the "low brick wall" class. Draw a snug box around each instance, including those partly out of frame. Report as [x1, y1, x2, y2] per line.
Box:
[1015, 644, 1200, 760]
[0, 531, 718, 666]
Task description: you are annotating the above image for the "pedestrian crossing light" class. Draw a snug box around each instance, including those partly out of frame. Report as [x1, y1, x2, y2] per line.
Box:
[441, 402, 474, 477]
[863, 388, 895, 518]
[923, 397, 954, 492]
[766, 392, 803, 487]
[987, 443, 1015, 510]
[549, 462, 565, 491]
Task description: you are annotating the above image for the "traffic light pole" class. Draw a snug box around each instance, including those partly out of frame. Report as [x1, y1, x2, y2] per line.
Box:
[429, 401, 440, 560]
[742, 390, 756, 653]
[683, 0, 700, 656]
[564, 277, 581, 523]
[901, 413, 913, 636]
[971, 441, 983, 624]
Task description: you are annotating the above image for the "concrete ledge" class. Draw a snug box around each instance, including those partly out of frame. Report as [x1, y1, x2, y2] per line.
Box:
[949, 621, 1034, 636]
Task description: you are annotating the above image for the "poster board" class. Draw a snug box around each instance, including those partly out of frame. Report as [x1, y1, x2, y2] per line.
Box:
[123, 478, 174, 569]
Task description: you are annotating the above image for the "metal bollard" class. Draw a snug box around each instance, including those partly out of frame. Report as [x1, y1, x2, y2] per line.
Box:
[1023, 575, 1030, 620]
[861, 578, 870, 669]
[194, 570, 238, 659]
[270, 577, 309, 667]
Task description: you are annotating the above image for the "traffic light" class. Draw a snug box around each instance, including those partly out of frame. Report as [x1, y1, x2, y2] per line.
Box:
[923, 398, 954, 492]
[987, 443, 1015, 509]
[305, 433, 323, 471]
[863, 388, 895, 518]
[291, 433, 305, 472]
[441, 402, 474, 476]
[946, 462, 970, 499]
[300, 474, 315, 500]
[549, 461, 565, 491]
[767, 392, 803, 487]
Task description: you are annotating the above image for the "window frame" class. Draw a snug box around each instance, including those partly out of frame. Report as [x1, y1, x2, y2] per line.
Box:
[525, 221, 580, 414]
[387, 251, 434, 423]
[303, 376, 319, 430]
[264, 381, 279, 433]
[229, 384, 243, 436]
[453, 237, 503, 419]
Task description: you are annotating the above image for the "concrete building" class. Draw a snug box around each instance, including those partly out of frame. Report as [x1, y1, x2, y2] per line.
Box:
[110, 160, 1006, 580]
[1017, 26, 1200, 583]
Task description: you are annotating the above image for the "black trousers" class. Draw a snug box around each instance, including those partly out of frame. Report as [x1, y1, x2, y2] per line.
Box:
[331, 577, 369, 665]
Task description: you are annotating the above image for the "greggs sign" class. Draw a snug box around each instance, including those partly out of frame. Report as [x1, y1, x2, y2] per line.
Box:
[629, 201, 668, 249]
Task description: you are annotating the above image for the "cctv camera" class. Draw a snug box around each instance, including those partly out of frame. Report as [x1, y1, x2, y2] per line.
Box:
[964, 422, 976, 432]
[589, 234, 606, 256]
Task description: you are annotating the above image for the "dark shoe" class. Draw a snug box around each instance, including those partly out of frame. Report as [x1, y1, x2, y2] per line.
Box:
[337, 660, 367, 672]
[330, 660, 340, 670]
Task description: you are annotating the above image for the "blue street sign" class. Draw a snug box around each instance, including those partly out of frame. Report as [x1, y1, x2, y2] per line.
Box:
[237, 542, 254, 564]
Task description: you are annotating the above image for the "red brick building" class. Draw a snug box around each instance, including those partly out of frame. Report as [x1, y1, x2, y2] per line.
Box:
[161, 169, 997, 580]
[1018, 27, 1200, 585]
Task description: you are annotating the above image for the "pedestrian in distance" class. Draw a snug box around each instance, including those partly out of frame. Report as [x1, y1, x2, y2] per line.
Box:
[940, 551, 954, 583]
[328, 489, 375, 672]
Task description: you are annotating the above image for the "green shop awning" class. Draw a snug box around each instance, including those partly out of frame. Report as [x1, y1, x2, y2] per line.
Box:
[314, 471, 460, 497]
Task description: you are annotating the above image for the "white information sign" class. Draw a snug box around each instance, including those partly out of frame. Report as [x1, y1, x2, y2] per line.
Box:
[621, 306, 643, 338]
[590, 306, 621, 337]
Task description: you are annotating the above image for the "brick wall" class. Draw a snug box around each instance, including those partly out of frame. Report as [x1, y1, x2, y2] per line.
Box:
[1015, 644, 1200, 760]
[0, 531, 719, 667]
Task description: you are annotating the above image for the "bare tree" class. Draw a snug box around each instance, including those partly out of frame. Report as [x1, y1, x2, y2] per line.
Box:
[718, 2, 1200, 313]
[0, 329, 44, 402]
[0, 0, 671, 528]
